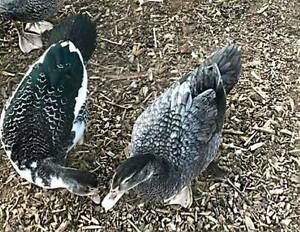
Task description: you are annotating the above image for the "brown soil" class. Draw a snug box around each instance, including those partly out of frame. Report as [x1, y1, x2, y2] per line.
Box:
[0, 0, 299, 231]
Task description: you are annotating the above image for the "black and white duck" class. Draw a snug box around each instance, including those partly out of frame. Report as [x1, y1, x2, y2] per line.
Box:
[0, 0, 63, 53]
[0, 14, 99, 202]
[102, 44, 241, 210]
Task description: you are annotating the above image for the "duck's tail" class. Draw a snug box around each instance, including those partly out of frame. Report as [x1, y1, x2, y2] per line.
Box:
[182, 43, 241, 97]
[48, 14, 97, 62]
[202, 43, 241, 94]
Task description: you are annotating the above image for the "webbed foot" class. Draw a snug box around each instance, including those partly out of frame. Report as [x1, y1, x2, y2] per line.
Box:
[25, 21, 53, 34]
[18, 30, 43, 53]
[164, 185, 192, 208]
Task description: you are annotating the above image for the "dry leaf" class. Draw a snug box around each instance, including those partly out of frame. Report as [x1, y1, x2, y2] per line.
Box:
[245, 215, 255, 231]
[250, 142, 265, 151]
[269, 188, 284, 195]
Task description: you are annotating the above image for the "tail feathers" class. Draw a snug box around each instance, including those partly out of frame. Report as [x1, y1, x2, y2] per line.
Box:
[203, 43, 241, 94]
[184, 63, 226, 122]
[183, 62, 224, 99]
[48, 14, 97, 62]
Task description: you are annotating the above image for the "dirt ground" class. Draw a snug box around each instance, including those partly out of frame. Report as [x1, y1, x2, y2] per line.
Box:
[0, 0, 299, 231]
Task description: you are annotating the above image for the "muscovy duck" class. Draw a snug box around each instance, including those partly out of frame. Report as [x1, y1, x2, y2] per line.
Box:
[102, 44, 241, 210]
[0, 14, 99, 203]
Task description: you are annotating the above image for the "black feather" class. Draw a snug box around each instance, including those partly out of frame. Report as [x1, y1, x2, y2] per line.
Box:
[62, 168, 98, 188]
[48, 14, 97, 62]
[202, 43, 241, 94]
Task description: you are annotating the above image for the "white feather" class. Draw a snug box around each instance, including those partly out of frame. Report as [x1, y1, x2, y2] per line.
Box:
[62, 41, 88, 147]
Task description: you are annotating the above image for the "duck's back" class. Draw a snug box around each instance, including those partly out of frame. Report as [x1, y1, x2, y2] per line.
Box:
[131, 44, 241, 178]
[0, 0, 62, 21]
[132, 66, 222, 173]
[0, 41, 87, 164]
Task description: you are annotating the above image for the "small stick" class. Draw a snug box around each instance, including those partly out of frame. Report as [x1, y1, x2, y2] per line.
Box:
[251, 86, 268, 100]
[289, 149, 300, 154]
[82, 225, 102, 230]
[223, 129, 244, 135]
[253, 126, 275, 135]
[244, 131, 257, 146]
[142, 92, 154, 104]
[153, 28, 158, 48]
[222, 143, 247, 151]
[127, 220, 142, 232]
[100, 38, 123, 45]
[225, 178, 252, 205]
[105, 74, 147, 80]
[99, 92, 112, 101]
[104, 100, 132, 109]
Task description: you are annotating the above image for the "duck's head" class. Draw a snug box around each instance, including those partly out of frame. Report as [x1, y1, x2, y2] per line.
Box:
[102, 154, 161, 211]
[64, 169, 100, 204]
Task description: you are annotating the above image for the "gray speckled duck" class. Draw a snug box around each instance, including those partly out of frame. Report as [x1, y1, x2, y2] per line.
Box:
[102, 44, 241, 210]
[0, 14, 99, 203]
[0, 0, 63, 53]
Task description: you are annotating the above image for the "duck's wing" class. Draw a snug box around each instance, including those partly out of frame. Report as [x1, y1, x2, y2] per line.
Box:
[40, 41, 88, 152]
[0, 40, 87, 160]
[131, 64, 225, 168]
[179, 88, 221, 171]
[131, 81, 178, 156]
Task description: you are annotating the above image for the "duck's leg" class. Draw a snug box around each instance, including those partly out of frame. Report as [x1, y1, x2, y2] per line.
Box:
[205, 160, 227, 178]
[14, 22, 43, 53]
[78, 135, 85, 145]
[124, 143, 133, 158]
[164, 184, 193, 208]
[25, 21, 53, 34]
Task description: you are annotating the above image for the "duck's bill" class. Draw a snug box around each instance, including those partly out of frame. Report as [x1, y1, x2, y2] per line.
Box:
[101, 189, 125, 211]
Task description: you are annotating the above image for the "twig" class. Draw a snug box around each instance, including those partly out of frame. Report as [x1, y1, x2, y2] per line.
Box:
[251, 86, 268, 99]
[142, 92, 154, 104]
[82, 225, 102, 230]
[93, 103, 109, 112]
[99, 92, 112, 102]
[100, 38, 123, 45]
[127, 219, 142, 232]
[253, 126, 275, 135]
[1, 71, 15, 77]
[225, 178, 252, 205]
[105, 74, 147, 80]
[153, 28, 158, 48]
[104, 100, 132, 109]
[139, 0, 163, 6]
[222, 143, 247, 151]
[244, 131, 257, 146]
[223, 129, 244, 135]
[289, 149, 300, 154]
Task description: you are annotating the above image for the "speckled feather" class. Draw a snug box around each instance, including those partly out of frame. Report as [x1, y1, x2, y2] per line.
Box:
[0, 42, 87, 186]
[0, 15, 97, 193]
[0, 0, 63, 22]
[130, 44, 241, 200]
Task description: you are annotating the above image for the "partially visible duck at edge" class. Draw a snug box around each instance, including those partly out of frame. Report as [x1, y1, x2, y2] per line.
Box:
[0, 0, 64, 53]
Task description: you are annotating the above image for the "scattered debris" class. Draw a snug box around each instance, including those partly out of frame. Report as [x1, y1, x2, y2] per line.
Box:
[0, 0, 298, 231]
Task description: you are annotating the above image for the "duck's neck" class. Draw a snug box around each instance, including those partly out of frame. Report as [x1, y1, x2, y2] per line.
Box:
[135, 154, 182, 199]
